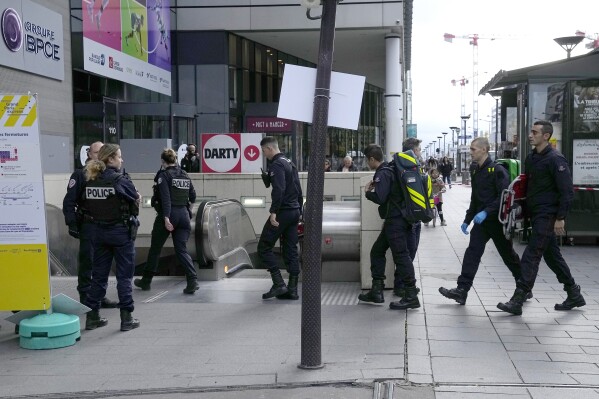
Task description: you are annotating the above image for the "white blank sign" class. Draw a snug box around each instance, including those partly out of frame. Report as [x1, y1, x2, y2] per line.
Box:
[277, 64, 365, 130]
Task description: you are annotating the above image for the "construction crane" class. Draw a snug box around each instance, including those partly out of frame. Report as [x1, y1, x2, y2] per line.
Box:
[444, 33, 515, 139]
[450, 76, 469, 119]
[575, 30, 599, 49]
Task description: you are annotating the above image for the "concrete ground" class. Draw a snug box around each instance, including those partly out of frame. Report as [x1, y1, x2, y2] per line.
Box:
[2, 184, 599, 398]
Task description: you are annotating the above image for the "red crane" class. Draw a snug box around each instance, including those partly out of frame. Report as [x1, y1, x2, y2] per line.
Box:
[450, 76, 469, 119]
[575, 30, 599, 49]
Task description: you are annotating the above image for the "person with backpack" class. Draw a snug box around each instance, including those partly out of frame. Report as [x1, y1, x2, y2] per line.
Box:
[439, 137, 527, 306]
[358, 144, 421, 310]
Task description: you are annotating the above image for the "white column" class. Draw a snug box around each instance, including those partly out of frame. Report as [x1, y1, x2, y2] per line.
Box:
[385, 33, 403, 160]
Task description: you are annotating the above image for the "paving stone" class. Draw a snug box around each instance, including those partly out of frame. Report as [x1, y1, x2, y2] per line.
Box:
[431, 356, 521, 383]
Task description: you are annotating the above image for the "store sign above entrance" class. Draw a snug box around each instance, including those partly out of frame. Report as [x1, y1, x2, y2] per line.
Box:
[201, 133, 262, 173]
[246, 117, 292, 133]
[0, 0, 64, 80]
[277, 64, 365, 130]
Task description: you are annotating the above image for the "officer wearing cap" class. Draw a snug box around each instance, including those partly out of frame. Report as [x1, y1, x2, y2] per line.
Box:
[83, 143, 141, 332]
[62, 141, 117, 308]
[134, 148, 198, 294]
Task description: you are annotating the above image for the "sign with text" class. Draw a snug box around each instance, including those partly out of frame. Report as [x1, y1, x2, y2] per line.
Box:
[246, 116, 292, 133]
[201, 133, 263, 173]
[573, 139, 599, 185]
[277, 64, 365, 130]
[82, 0, 171, 96]
[0, 0, 64, 80]
[0, 94, 51, 310]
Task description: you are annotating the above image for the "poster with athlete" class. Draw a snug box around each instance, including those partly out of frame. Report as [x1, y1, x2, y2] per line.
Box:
[82, 0, 171, 96]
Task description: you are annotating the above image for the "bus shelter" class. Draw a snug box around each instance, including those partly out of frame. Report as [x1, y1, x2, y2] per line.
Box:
[480, 49, 599, 237]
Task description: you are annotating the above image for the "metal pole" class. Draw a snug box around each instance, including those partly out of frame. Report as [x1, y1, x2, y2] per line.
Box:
[494, 98, 499, 159]
[299, 0, 338, 370]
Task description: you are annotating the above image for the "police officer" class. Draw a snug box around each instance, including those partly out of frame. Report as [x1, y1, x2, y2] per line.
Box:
[258, 137, 302, 300]
[134, 148, 198, 294]
[498, 121, 585, 315]
[62, 141, 117, 308]
[358, 144, 420, 310]
[439, 137, 525, 305]
[83, 144, 141, 332]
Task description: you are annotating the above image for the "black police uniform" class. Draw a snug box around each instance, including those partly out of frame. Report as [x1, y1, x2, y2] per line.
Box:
[63, 167, 94, 302]
[457, 158, 522, 291]
[258, 153, 302, 297]
[517, 145, 576, 292]
[366, 162, 417, 289]
[140, 166, 198, 292]
[83, 167, 139, 313]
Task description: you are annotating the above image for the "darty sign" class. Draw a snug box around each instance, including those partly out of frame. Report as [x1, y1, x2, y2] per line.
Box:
[246, 117, 292, 133]
[0, 0, 64, 80]
[201, 133, 263, 173]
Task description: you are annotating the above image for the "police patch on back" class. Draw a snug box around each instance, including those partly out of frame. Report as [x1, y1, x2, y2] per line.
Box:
[172, 178, 191, 189]
[86, 187, 116, 199]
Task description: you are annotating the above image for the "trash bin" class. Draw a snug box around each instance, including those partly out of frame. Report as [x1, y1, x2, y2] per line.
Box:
[461, 171, 470, 185]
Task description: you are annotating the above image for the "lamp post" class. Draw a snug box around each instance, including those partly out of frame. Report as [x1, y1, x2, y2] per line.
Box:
[437, 136, 442, 157]
[442, 132, 448, 157]
[461, 115, 471, 173]
[553, 35, 584, 58]
[299, 0, 341, 370]
[489, 91, 501, 160]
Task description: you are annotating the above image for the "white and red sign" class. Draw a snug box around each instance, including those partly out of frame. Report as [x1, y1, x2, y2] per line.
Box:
[246, 117, 292, 132]
[201, 133, 263, 173]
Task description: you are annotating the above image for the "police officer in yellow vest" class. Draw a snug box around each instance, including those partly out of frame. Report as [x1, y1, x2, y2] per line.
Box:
[83, 144, 141, 332]
[134, 148, 198, 294]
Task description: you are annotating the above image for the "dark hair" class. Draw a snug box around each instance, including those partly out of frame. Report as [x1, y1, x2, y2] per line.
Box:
[363, 143, 384, 162]
[402, 137, 422, 152]
[534, 120, 553, 138]
[260, 136, 278, 149]
[161, 148, 177, 164]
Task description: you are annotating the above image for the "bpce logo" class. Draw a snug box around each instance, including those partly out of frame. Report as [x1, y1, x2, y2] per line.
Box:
[1, 8, 23, 52]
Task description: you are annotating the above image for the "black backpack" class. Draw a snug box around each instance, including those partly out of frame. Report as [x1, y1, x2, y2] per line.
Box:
[392, 150, 434, 223]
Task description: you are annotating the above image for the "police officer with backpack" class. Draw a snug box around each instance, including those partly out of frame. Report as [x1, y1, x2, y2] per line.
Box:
[358, 144, 421, 310]
[439, 137, 526, 306]
[134, 148, 198, 294]
[82, 144, 141, 332]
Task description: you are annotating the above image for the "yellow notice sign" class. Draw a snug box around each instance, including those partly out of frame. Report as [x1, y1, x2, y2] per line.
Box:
[0, 94, 51, 310]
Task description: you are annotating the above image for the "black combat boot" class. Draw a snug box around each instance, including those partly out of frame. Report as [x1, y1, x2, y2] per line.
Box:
[394, 286, 420, 298]
[134, 271, 154, 291]
[358, 279, 385, 304]
[262, 270, 288, 299]
[183, 278, 199, 294]
[277, 275, 299, 300]
[101, 297, 118, 308]
[555, 284, 586, 311]
[120, 309, 140, 331]
[497, 288, 528, 315]
[389, 286, 420, 310]
[85, 309, 108, 330]
[439, 286, 468, 305]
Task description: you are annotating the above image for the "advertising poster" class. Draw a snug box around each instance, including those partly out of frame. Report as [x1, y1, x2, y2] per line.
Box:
[573, 84, 599, 133]
[82, 0, 171, 96]
[201, 133, 263, 173]
[0, 94, 51, 310]
[573, 139, 599, 186]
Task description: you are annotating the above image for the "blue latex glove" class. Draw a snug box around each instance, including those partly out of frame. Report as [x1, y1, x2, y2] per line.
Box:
[461, 223, 469, 235]
[473, 210, 488, 224]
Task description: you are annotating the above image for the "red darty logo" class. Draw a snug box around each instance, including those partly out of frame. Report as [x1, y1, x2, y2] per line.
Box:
[202, 134, 241, 173]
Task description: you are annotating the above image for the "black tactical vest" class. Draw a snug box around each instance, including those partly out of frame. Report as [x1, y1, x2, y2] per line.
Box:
[84, 174, 125, 223]
[166, 168, 191, 206]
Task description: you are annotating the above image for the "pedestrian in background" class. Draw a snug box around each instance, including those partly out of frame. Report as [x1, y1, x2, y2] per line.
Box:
[134, 148, 199, 294]
[62, 141, 117, 308]
[498, 121, 584, 315]
[337, 155, 358, 172]
[430, 169, 447, 226]
[82, 144, 141, 332]
[181, 144, 200, 173]
[358, 143, 420, 310]
[258, 137, 303, 300]
[439, 137, 524, 305]
[439, 156, 453, 188]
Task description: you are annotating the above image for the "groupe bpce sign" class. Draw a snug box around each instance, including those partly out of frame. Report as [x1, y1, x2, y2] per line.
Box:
[0, 0, 64, 81]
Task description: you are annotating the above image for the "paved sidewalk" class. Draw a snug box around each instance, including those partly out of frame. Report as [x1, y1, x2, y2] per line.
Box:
[2, 185, 599, 398]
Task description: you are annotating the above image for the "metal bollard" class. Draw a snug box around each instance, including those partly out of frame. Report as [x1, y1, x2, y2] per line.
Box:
[461, 171, 470, 185]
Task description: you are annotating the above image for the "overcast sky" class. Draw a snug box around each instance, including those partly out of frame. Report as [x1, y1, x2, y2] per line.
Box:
[410, 0, 599, 153]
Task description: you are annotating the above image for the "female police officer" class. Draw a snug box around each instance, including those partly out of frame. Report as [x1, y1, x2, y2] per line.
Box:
[83, 144, 141, 332]
[134, 148, 198, 294]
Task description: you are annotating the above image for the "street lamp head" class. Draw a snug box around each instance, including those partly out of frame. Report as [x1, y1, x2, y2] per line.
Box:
[449, 126, 459, 131]
[554, 35, 584, 58]
[461, 114, 471, 121]
[442, 132, 448, 136]
[437, 136, 442, 139]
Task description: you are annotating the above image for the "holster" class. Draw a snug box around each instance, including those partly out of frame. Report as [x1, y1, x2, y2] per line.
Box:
[128, 216, 140, 240]
[261, 168, 271, 188]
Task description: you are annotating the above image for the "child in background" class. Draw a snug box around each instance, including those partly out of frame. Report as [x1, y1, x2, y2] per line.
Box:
[430, 169, 447, 226]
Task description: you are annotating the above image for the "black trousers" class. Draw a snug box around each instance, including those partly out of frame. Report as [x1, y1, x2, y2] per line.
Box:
[258, 208, 301, 276]
[77, 222, 94, 299]
[394, 222, 421, 289]
[516, 214, 575, 292]
[457, 219, 521, 291]
[372, 216, 416, 287]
